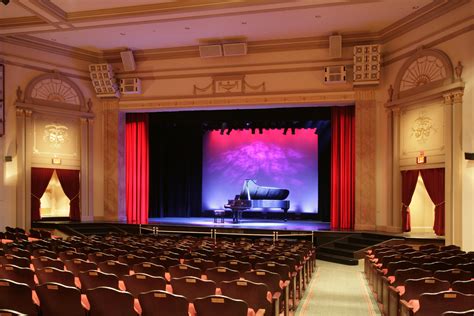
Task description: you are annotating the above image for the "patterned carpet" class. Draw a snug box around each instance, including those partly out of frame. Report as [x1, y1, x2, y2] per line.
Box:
[296, 260, 381, 316]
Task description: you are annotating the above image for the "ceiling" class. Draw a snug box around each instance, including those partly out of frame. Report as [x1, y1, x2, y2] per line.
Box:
[0, 0, 457, 57]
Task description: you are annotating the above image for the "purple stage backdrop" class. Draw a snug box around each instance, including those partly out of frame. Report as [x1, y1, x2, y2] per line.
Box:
[202, 129, 319, 213]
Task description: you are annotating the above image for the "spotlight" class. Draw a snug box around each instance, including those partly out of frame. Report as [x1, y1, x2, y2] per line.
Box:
[258, 127, 263, 134]
[251, 128, 255, 134]
[291, 127, 295, 135]
[1, 0, 10, 5]
[283, 127, 288, 135]
[226, 128, 232, 135]
[220, 127, 225, 135]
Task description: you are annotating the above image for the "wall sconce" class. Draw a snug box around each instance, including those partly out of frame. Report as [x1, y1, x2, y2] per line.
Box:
[52, 157, 61, 165]
[416, 151, 426, 164]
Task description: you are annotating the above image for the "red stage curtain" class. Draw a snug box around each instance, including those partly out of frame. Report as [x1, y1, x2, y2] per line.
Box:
[56, 169, 81, 221]
[330, 106, 355, 230]
[420, 168, 445, 236]
[31, 168, 55, 221]
[401, 170, 419, 232]
[126, 113, 149, 224]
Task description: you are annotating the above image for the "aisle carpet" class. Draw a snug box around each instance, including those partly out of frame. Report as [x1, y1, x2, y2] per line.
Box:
[296, 260, 381, 316]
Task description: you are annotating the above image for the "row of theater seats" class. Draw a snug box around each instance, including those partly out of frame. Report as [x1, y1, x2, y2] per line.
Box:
[0, 228, 316, 316]
[364, 243, 474, 316]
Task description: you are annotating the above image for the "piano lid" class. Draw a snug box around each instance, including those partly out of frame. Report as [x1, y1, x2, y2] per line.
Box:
[239, 179, 289, 201]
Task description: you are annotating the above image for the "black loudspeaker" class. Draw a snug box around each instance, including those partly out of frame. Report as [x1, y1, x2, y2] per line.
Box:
[465, 152, 474, 160]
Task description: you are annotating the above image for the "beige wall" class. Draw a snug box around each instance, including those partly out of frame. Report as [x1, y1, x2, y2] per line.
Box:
[0, 2, 472, 249]
[0, 41, 105, 228]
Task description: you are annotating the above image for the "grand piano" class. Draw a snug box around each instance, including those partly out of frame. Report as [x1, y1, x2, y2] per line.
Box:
[224, 179, 290, 223]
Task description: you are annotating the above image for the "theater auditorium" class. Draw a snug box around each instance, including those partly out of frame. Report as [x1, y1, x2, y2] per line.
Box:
[0, 0, 473, 315]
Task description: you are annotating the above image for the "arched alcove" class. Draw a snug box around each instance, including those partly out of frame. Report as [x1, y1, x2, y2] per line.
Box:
[16, 72, 94, 228]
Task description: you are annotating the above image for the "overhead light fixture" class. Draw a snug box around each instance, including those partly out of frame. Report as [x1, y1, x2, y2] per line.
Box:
[283, 128, 288, 135]
[258, 128, 263, 134]
[251, 128, 255, 134]
[226, 128, 232, 135]
[291, 127, 296, 135]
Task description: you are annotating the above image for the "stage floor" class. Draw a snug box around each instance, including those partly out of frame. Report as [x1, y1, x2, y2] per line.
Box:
[148, 217, 331, 232]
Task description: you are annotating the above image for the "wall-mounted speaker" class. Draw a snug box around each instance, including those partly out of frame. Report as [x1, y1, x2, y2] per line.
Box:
[324, 65, 346, 83]
[120, 50, 136, 72]
[329, 35, 342, 58]
[120, 78, 141, 95]
[89, 63, 119, 98]
[465, 152, 474, 160]
[223, 43, 247, 56]
[199, 45, 223, 58]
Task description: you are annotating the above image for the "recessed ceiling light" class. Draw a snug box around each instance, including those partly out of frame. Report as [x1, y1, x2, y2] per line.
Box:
[241, 21, 247, 25]
[120, 32, 126, 36]
[184, 26, 191, 30]
[412, 5, 419, 10]
[314, 15, 322, 19]
[50, 38, 56, 42]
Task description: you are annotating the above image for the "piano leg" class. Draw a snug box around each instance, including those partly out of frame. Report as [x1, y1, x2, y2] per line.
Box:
[283, 208, 289, 222]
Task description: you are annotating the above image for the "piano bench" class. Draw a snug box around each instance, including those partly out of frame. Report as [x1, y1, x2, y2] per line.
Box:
[213, 210, 226, 223]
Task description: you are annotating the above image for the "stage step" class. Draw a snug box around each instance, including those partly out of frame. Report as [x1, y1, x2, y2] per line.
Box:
[316, 252, 359, 265]
[318, 245, 356, 258]
[334, 241, 368, 251]
[347, 236, 387, 245]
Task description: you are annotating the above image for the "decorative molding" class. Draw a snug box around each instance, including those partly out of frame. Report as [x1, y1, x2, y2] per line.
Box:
[0, 1, 469, 64]
[24, 72, 86, 111]
[119, 90, 355, 111]
[193, 75, 265, 96]
[392, 49, 455, 101]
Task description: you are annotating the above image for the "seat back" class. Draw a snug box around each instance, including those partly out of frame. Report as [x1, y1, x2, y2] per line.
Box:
[87, 252, 115, 264]
[220, 279, 272, 313]
[194, 295, 248, 316]
[32, 257, 64, 270]
[86, 286, 136, 316]
[218, 259, 252, 274]
[392, 267, 432, 287]
[122, 273, 166, 297]
[183, 258, 215, 273]
[205, 267, 240, 286]
[421, 261, 454, 272]
[79, 270, 119, 292]
[151, 256, 180, 271]
[0, 264, 35, 288]
[434, 269, 472, 284]
[402, 277, 450, 301]
[35, 282, 85, 316]
[138, 290, 188, 316]
[417, 291, 474, 316]
[59, 251, 87, 262]
[452, 280, 474, 295]
[0, 279, 38, 315]
[118, 254, 147, 267]
[243, 269, 281, 294]
[169, 264, 202, 279]
[170, 276, 216, 302]
[97, 260, 130, 280]
[132, 262, 165, 278]
[36, 267, 75, 287]
[255, 261, 290, 281]
[64, 259, 97, 277]
[0, 255, 30, 268]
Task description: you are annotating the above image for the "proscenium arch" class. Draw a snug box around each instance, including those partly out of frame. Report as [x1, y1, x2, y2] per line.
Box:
[393, 48, 455, 101]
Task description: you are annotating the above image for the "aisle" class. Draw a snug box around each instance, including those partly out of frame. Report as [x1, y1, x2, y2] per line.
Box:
[296, 260, 381, 316]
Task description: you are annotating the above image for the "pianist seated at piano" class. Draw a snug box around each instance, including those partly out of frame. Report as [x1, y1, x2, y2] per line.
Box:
[224, 179, 290, 223]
